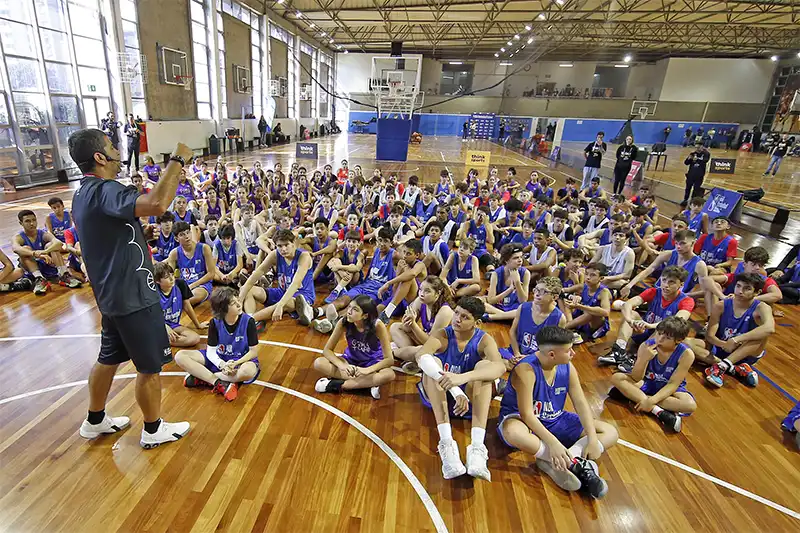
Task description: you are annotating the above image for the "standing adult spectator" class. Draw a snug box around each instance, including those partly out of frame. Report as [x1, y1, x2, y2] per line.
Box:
[764, 133, 790, 177]
[462, 121, 469, 141]
[683, 126, 693, 147]
[706, 127, 716, 148]
[612, 135, 638, 195]
[752, 126, 763, 152]
[101, 111, 121, 152]
[682, 143, 710, 206]
[124, 114, 141, 175]
[257, 115, 268, 146]
[68, 128, 193, 448]
[662, 125, 672, 143]
[726, 128, 736, 150]
[582, 131, 607, 189]
[498, 119, 506, 143]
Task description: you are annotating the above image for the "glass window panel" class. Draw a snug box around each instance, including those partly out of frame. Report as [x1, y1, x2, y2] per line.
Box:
[252, 45, 259, 61]
[46, 62, 76, 93]
[79, 67, 109, 96]
[250, 16, 258, 29]
[25, 147, 54, 171]
[15, 93, 48, 128]
[196, 81, 210, 101]
[122, 20, 139, 49]
[69, 4, 100, 38]
[217, 13, 222, 27]
[59, 146, 74, 169]
[194, 64, 209, 84]
[221, 104, 227, 118]
[21, 127, 52, 147]
[222, 0, 231, 15]
[0, 2, 31, 24]
[190, 1, 204, 23]
[132, 99, 147, 120]
[197, 102, 211, 120]
[0, 128, 15, 148]
[40, 28, 72, 62]
[251, 31, 259, 46]
[191, 22, 205, 44]
[193, 44, 207, 65]
[52, 95, 79, 123]
[130, 75, 144, 98]
[94, 97, 110, 118]
[82, 97, 98, 126]
[0, 20, 38, 58]
[7, 58, 43, 92]
[0, 150, 20, 176]
[73, 36, 106, 68]
[0, 98, 8, 124]
[34, 0, 66, 30]
[241, 10, 249, 25]
[120, 0, 137, 22]
[57, 124, 81, 144]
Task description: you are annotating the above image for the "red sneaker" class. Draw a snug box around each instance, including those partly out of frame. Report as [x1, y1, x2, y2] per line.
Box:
[733, 363, 758, 387]
[212, 380, 226, 395]
[223, 382, 239, 402]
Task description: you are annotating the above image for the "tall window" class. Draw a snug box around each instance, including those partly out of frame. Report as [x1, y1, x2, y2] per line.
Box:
[319, 53, 332, 120]
[119, 0, 145, 119]
[440, 63, 474, 95]
[190, 0, 212, 119]
[250, 13, 261, 118]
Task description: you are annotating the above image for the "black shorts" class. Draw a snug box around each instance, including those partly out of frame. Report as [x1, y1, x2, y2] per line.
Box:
[98, 303, 171, 374]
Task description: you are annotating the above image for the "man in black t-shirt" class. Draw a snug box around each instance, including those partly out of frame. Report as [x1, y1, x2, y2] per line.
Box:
[764, 133, 789, 177]
[582, 131, 607, 189]
[69, 127, 194, 449]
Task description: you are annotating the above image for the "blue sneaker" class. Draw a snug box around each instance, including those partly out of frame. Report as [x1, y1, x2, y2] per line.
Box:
[733, 363, 758, 387]
[705, 364, 724, 388]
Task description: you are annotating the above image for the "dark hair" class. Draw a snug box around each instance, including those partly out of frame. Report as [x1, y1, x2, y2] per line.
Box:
[673, 229, 695, 242]
[274, 229, 296, 244]
[565, 176, 576, 185]
[711, 216, 729, 223]
[656, 316, 690, 341]
[377, 227, 393, 241]
[345, 230, 361, 241]
[153, 261, 173, 282]
[219, 224, 236, 239]
[210, 286, 239, 320]
[17, 209, 35, 222]
[672, 214, 689, 225]
[421, 275, 453, 318]
[408, 175, 419, 186]
[477, 205, 490, 215]
[313, 216, 329, 226]
[689, 197, 704, 207]
[596, 131, 605, 137]
[534, 227, 550, 238]
[504, 198, 523, 213]
[499, 243, 523, 264]
[507, 167, 517, 176]
[610, 213, 626, 223]
[743, 246, 769, 266]
[157, 211, 175, 223]
[594, 198, 609, 210]
[173, 221, 191, 235]
[205, 214, 219, 224]
[404, 238, 423, 254]
[426, 220, 442, 232]
[346, 295, 378, 340]
[457, 296, 485, 320]
[521, 219, 535, 229]
[536, 326, 575, 348]
[536, 195, 553, 207]
[562, 248, 583, 262]
[735, 272, 765, 292]
[591, 176, 600, 183]
[553, 208, 568, 220]
[48, 197, 64, 207]
[390, 204, 404, 215]
[661, 265, 689, 282]
[632, 206, 649, 217]
[68, 128, 108, 173]
[585, 262, 609, 276]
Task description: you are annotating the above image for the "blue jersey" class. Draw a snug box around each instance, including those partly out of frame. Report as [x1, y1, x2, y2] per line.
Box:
[662, 228, 676, 251]
[48, 211, 72, 241]
[468, 220, 488, 253]
[446, 252, 474, 284]
[557, 266, 576, 289]
[642, 338, 688, 391]
[173, 210, 194, 224]
[18, 229, 47, 251]
[698, 234, 734, 267]
[212, 313, 254, 363]
[712, 298, 760, 358]
[643, 288, 689, 324]
[420, 303, 448, 334]
[629, 221, 651, 248]
[598, 228, 612, 246]
[683, 210, 705, 237]
[435, 183, 451, 202]
[176, 180, 195, 201]
[494, 265, 527, 310]
[415, 200, 438, 222]
[277, 249, 316, 303]
[657, 251, 701, 293]
[312, 236, 330, 266]
[345, 327, 383, 366]
[437, 326, 485, 375]
[510, 232, 533, 249]
[177, 243, 209, 285]
[366, 248, 395, 283]
[214, 239, 238, 274]
[448, 210, 466, 226]
[576, 283, 609, 329]
[206, 198, 223, 218]
[160, 283, 183, 329]
[342, 248, 364, 284]
[500, 355, 570, 422]
[155, 232, 178, 262]
[510, 303, 563, 355]
[532, 211, 548, 230]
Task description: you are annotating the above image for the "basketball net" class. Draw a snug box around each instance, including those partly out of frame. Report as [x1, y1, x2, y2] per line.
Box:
[177, 75, 193, 91]
[638, 107, 649, 120]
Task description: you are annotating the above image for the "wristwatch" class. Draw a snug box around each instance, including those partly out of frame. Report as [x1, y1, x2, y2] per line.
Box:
[169, 155, 186, 167]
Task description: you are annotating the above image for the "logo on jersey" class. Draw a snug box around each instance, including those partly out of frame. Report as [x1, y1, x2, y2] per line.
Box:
[555, 387, 567, 395]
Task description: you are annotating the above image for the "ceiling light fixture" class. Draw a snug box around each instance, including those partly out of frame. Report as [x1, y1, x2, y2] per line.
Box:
[556, 0, 564, 4]
[329, 38, 334, 43]
[559, 63, 573, 67]
[507, 41, 513, 46]
[500, 61, 512, 66]
[525, 25, 531, 31]
[494, 53, 499, 57]
[514, 34, 520, 40]
[770, 55, 779, 61]
[501, 47, 506, 52]
[510, 53, 515, 57]
[343, 50, 349, 54]
[276, 0, 283, 3]
[521, 45, 526, 49]
[614, 64, 629, 68]
[295, 11, 302, 17]
[449, 61, 463, 65]
[623, 54, 632, 62]
[321, 31, 327, 36]
[537, 13, 545, 20]
[309, 22, 315, 28]
[527, 37, 534, 44]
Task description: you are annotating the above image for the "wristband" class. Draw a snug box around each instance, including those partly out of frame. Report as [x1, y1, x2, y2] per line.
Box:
[169, 155, 186, 167]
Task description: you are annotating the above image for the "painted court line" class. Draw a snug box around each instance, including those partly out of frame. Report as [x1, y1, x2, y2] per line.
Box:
[1, 333, 798, 523]
[0, 189, 69, 207]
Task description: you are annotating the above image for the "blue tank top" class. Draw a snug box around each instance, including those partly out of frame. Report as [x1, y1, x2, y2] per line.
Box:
[345, 326, 383, 366]
[214, 239, 238, 274]
[662, 228, 676, 251]
[420, 303, 448, 333]
[558, 266, 576, 289]
[717, 298, 759, 342]
[342, 248, 364, 283]
[206, 199, 222, 218]
[495, 265, 527, 309]
[435, 183, 450, 202]
[160, 283, 183, 329]
[629, 221, 651, 247]
[366, 248, 395, 283]
[644, 288, 689, 324]
[511, 302, 563, 355]
[212, 313, 254, 363]
[643, 338, 688, 390]
[156, 232, 178, 260]
[468, 220, 488, 252]
[415, 200, 437, 221]
[19, 229, 46, 251]
[276, 249, 315, 303]
[177, 243, 209, 285]
[533, 211, 548, 230]
[438, 326, 485, 374]
[698, 235, 733, 266]
[510, 233, 533, 249]
[599, 228, 611, 246]
[658, 251, 701, 292]
[500, 355, 570, 422]
[176, 180, 195, 201]
[579, 283, 610, 329]
[449, 211, 465, 226]
[683, 210, 704, 237]
[447, 252, 474, 284]
[173, 210, 193, 224]
[312, 236, 330, 266]
[48, 211, 72, 241]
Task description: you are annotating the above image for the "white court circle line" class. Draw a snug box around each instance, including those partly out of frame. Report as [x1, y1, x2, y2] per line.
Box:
[1, 334, 800, 523]
[0, 336, 448, 533]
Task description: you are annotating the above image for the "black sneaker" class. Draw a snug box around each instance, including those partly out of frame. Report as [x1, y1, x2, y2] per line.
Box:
[377, 312, 390, 325]
[616, 354, 636, 374]
[606, 386, 628, 403]
[569, 457, 608, 499]
[255, 320, 267, 333]
[11, 278, 33, 291]
[598, 344, 627, 366]
[657, 409, 682, 433]
[496, 378, 508, 396]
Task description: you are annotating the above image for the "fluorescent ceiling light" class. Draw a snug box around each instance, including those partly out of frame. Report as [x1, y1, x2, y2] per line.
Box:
[556, 0, 564, 4]
[276, 0, 283, 3]
[509, 53, 515, 57]
[770, 55, 779, 61]
[501, 47, 506, 52]
[449, 61, 463, 65]
[525, 25, 531, 31]
[499, 62, 512, 66]
[527, 37, 534, 44]
[514, 34, 520, 40]
[343, 50, 349, 54]
[521, 45, 525, 49]
[537, 13, 545, 20]
[507, 41, 513, 46]
[329, 38, 334, 43]
[623, 54, 632, 62]
[309, 22, 315, 28]
[559, 63, 573, 67]
[614, 64, 629, 68]
[295, 11, 302, 17]
[494, 53, 499, 57]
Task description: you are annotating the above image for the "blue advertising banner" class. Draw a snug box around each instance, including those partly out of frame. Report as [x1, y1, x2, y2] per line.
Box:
[296, 142, 318, 159]
[702, 187, 743, 219]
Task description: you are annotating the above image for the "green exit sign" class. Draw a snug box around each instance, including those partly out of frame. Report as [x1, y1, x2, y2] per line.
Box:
[88, 85, 96, 92]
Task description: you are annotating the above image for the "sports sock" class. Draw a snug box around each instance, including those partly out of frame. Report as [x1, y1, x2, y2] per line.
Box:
[143, 419, 162, 434]
[0, 283, 10, 292]
[437, 423, 453, 443]
[650, 405, 664, 416]
[57, 265, 67, 276]
[32, 270, 43, 279]
[471, 427, 486, 446]
[314, 307, 325, 319]
[384, 303, 397, 317]
[325, 304, 338, 322]
[87, 410, 105, 425]
[718, 359, 733, 374]
[615, 339, 627, 350]
[535, 441, 550, 460]
[568, 436, 604, 458]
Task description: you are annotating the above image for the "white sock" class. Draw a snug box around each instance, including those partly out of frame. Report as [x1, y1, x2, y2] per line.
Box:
[0, 283, 10, 291]
[32, 270, 43, 279]
[471, 427, 486, 447]
[567, 436, 603, 458]
[535, 441, 550, 460]
[437, 423, 453, 443]
[384, 302, 397, 317]
[615, 339, 627, 349]
[57, 265, 67, 276]
[651, 405, 664, 416]
[325, 304, 337, 321]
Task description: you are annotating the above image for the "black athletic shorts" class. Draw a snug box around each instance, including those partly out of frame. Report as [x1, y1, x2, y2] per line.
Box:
[98, 303, 172, 374]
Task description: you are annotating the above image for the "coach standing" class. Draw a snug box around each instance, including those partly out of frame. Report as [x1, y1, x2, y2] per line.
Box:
[681, 143, 710, 207]
[582, 131, 607, 189]
[69, 128, 193, 449]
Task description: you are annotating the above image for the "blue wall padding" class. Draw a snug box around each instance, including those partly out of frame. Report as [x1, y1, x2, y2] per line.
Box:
[376, 118, 412, 161]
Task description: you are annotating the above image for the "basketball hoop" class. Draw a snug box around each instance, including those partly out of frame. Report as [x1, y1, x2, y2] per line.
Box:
[638, 107, 649, 120]
[176, 75, 193, 91]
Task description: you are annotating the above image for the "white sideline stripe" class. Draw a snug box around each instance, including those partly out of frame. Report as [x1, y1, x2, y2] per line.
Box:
[0, 189, 67, 207]
[1, 333, 799, 524]
[618, 439, 800, 521]
[0, 337, 448, 533]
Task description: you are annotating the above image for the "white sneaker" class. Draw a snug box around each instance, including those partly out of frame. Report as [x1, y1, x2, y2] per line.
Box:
[79, 414, 130, 439]
[312, 318, 333, 334]
[611, 300, 625, 311]
[437, 439, 467, 479]
[466, 443, 491, 481]
[572, 332, 584, 345]
[315, 378, 331, 393]
[139, 420, 191, 449]
[536, 458, 581, 491]
[400, 360, 421, 375]
[370, 386, 381, 400]
[295, 295, 313, 326]
[390, 341, 399, 352]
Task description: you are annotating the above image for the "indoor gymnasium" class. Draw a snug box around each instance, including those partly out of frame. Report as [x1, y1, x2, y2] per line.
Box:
[2, 1, 800, 532]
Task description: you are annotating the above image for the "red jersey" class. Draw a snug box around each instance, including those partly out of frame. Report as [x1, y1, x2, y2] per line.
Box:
[639, 288, 696, 313]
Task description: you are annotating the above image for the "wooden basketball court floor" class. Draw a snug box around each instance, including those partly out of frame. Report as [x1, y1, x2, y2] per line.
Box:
[1, 134, 800, 533]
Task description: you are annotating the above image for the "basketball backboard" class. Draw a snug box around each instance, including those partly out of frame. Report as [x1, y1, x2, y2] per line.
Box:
[234, 64, 251, 93]
[117, 51, 147, 85]
[631, 100, 657, 119]
[158, 45, 189, 86]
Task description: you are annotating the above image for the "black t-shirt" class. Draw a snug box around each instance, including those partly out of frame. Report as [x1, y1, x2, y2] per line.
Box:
[584, 141, 606, 168]
[615, 144, 638, 168]
[72, 175, 159, 316]
[175, 278, 193, 301]
[774, 141, 789, 158]
[557, 187, 578, 201]
[207, 314, 258, 347]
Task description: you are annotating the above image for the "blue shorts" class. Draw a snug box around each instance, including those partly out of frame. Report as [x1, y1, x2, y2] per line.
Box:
[342, 348, 383, 368]
[495, 300, 521, 313]
[497, 411, 583, 449]
[345, 280, 383, 301]
[499, 347, 533, 361]
[201, 349, 260, 384]
[247, 245, 259, 256]
[23, 259, 58, 279]
[193, 281, 213, 303]
[712, 346, 766, 366]
[416, 380, 472, 419]
[265, 287, 314, 307]
[631, 331, 655, 347]
[781, 401, 800, 433]
[578, 317, 610, 341]
[68, 254, 81, 272]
